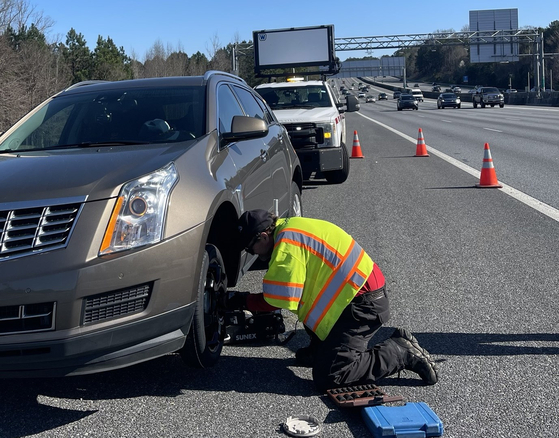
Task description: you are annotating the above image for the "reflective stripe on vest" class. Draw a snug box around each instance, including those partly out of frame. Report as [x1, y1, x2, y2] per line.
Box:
[262, 220, 373, 339]
[304, 239, 368, 332]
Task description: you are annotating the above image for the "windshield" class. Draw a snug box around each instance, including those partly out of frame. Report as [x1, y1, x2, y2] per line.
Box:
[0, 86, 206, 152]
[482, 87, 500, 93]
[257, 85, 332, 109]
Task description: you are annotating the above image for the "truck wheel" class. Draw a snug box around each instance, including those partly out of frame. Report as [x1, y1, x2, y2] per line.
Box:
[180, 244, 227, 368]
[473, 101, 478, 108]
[324, 144, 350, 184]
[499, 104, 504, 108]
[289, 181, 303, 217]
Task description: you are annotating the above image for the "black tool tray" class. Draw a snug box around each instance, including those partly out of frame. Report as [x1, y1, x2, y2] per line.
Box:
[326, 384, 404, 408]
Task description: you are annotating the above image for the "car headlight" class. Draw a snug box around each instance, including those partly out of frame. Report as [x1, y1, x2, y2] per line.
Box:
[316, 122, 335, 147]
[100, 162, 178, 255]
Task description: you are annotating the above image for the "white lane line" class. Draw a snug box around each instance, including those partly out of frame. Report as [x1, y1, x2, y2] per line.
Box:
[484, 127, 503, 132]
[441, 120, 452, 123]
[356, 111, 559, 223]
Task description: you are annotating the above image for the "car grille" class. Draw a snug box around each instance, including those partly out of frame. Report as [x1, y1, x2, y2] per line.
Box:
[0, 201, 83, 261]
[0, 302, 56, 335]
[83, 283, 152, 325]
[282, 123, 324, 149]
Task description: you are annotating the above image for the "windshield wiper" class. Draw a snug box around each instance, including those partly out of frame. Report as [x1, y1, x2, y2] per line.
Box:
[48, 141, 150, 149]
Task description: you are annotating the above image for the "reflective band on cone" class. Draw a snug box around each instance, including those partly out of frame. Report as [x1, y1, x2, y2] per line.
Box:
[476, 143, 502, 188]
[415, 128, 429, 157]
[351, 130, 364, 158]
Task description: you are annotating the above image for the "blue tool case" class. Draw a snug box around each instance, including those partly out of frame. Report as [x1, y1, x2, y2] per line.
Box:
[361, 402, 444, 437]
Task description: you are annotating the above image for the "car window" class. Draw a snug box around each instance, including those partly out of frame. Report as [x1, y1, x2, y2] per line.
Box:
[232, 85, 266, 120]
[217, 84, 244, 134]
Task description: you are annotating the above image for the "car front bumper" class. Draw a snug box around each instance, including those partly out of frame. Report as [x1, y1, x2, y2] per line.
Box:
[296, 147, 344, 177]
[0, 212, 205, 378]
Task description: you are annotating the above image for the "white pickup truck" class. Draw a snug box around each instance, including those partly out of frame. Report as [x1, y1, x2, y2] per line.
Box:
[255, 79, 360, 184]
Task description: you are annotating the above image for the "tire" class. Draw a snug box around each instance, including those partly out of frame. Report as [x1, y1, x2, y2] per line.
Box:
[397, 107, 402, 111]
[324, 143, 350, 184]
[289, 181, 303, 217]
[180, 244, 227, 368]
[490, 104, 494, 107]
[499, 104, 504, 108]
[457, 104, 461, 109]
[473, 101, 478, 108]
[481, 102, 485, 108]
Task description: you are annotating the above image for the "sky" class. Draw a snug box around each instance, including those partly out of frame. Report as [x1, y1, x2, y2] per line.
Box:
[30, 0, 559, 62]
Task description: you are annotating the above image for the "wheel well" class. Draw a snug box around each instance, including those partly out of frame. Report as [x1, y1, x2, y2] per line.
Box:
[293, 165, 303, 194]
[206, 203, 241, 288]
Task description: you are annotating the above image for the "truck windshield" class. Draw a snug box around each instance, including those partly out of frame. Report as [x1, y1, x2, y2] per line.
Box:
[258, 85, 332, 109]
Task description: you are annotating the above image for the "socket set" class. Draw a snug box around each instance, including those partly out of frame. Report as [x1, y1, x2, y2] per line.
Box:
[326, 384, 404, 408]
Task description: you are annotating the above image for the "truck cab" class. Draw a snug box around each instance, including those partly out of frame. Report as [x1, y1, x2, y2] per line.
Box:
[256, 79, 359, 184]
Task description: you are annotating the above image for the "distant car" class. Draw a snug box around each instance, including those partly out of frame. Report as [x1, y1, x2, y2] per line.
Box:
[505, 89, 518, 93]
[378, 93, 388, 100]
[437, 92, 461, 109]
[468, 88, 478, 94]
[366, 95, 376, 103]
[432, 85, 442, 92]
[450, 85, 462, 94]
[358, 92, 366, 98]
[473, 87, 505, 108]
[397, 94, 418, 111]
[393, 91, 402, 99]
[410, 88, 424, 102]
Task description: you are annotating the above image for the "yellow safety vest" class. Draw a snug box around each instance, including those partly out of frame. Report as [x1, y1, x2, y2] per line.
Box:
[262, 217, 374, 340]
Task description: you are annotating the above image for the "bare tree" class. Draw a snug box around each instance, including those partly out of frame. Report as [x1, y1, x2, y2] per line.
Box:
[0, 0, 53, 35]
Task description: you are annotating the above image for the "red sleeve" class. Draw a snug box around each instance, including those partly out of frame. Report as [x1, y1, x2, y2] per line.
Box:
[246, 293, 280, 312]
[361, 263, 386, 292]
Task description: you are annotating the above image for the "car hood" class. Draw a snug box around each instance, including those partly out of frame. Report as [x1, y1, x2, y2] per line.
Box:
[273, 107, 337, 124]
[0, 143, 195, 205]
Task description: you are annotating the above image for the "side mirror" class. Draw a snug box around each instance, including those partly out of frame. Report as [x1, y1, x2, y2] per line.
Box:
[346, 95, 360, 112]
[221, 116, 268, 144]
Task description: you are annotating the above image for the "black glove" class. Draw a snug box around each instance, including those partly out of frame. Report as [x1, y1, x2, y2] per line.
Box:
[227, 292, 250, 310]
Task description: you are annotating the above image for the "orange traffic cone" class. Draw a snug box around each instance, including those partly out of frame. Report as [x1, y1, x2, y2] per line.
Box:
[476, 143, 502, 188]
[415, 128, 429, 157]
[350, 130, 364, 158]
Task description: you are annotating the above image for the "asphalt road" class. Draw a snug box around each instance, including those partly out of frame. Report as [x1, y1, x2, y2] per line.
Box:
[1, 106, 558, 437]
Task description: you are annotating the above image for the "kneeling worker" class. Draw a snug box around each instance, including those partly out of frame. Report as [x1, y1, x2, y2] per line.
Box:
[230, 210, 438, 392]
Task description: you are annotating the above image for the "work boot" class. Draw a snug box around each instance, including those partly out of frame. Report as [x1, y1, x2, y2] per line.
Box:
[294, 345, 316, 368]
[390, 327, 438, 385]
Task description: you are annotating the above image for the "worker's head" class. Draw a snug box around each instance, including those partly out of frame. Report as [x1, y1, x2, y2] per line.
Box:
[237, 209, 276, 258]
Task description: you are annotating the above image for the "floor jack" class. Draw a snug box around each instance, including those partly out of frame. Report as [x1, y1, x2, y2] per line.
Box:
[223, 310, 294, 345]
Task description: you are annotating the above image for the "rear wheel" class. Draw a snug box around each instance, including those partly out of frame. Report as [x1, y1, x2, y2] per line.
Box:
[324, 143, 350, 184]
[473, 101, 478, 108]
[289, 181, 303, 217]
[499, 103, 504, 108]
[180, 244, 227, 368]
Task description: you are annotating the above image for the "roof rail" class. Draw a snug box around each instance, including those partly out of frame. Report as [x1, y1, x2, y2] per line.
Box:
[203, 70, 246, 84]
[64, 80, 109, 91]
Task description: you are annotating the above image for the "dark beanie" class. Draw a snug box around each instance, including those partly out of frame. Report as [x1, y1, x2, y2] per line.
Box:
[237, 209, 273, 249]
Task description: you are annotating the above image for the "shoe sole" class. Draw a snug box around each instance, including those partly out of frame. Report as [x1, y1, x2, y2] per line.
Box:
[391, 328, 439, 383]
[392, 328, 434, 361]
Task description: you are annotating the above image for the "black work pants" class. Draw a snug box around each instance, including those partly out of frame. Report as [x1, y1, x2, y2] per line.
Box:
[310, 286, 404, 392]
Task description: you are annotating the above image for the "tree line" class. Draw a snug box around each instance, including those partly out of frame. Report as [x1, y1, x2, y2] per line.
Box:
[1, 0, 557, 132]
